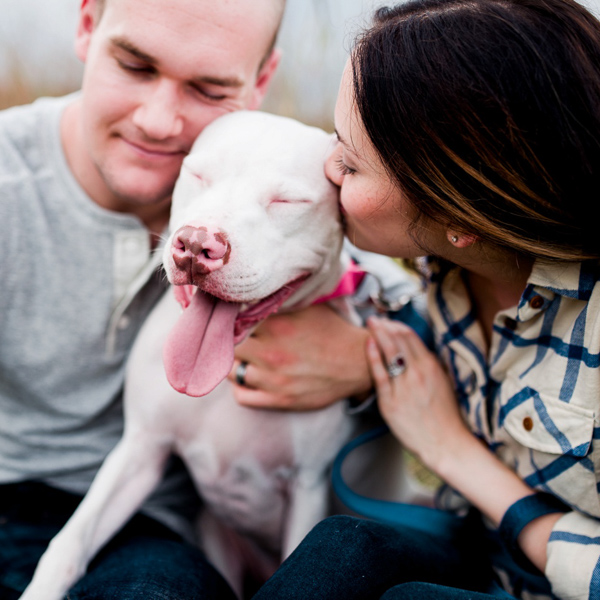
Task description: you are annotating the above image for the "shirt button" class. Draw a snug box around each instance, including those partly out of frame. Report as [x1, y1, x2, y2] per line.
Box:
[523, 416, 534, 431]
[117, 315, 131, 330]
[464, 373, 477, 395]
[124, 236, 143, 254]
[529, 295, 544, 309]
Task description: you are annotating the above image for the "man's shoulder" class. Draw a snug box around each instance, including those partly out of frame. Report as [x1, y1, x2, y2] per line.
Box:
[0, 95, 56, 134]
[0, 93, 72, 123]
[0, 94, 74, 179]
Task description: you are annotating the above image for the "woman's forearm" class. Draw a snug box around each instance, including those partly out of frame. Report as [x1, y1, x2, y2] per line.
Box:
[434, 431, 562, 571]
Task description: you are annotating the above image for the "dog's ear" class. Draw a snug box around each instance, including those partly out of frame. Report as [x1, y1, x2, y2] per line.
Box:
[74, 0, 101, 63]
[247, 48, 282, 111]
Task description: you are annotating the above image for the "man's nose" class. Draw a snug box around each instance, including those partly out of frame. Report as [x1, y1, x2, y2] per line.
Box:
[324, 138, 343, 187]
[132, 80, 184, 139]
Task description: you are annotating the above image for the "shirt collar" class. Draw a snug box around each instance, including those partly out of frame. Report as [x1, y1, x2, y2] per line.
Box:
[428, 258, 599, 327]
[527, 260, 599, 301]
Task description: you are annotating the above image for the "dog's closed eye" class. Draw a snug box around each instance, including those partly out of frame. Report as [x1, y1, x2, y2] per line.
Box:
[269, 198, 311, 205]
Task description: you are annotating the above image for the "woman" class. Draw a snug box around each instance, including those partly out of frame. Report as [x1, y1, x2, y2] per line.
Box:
[249, 0, 600, 598]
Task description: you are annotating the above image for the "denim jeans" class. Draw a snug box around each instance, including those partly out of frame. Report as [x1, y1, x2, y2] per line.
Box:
[0, 481, 236, 600]
[381, 582, 504, 599]
[252, 515, 501, 600]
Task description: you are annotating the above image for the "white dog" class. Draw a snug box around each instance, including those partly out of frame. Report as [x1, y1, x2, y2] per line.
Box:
[21, 111, 363, 600]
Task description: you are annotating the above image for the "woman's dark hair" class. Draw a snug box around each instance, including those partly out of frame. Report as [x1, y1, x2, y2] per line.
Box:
[352, 0, 600, 260]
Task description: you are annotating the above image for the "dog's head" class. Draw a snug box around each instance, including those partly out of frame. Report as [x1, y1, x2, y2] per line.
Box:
[162, 111, 345, 397]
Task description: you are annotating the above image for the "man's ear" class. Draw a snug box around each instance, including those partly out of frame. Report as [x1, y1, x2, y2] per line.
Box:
[247, 48, 282, 110]
[74, 0, 100, 63]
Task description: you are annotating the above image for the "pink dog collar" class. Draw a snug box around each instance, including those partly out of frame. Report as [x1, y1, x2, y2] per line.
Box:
[313, 261, 366, 304]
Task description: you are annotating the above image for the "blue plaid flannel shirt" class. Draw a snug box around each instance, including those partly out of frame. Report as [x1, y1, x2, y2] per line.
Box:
[427, 259, 600, 600]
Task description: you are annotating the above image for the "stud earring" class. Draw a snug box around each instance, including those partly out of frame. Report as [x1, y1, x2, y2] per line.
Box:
[451, 235, 459, 244]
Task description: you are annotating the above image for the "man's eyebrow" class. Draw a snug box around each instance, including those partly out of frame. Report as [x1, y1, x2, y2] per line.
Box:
[193, 74, 244, 89]
[111, 35, 244, 89]
[111, 36, 156, 65]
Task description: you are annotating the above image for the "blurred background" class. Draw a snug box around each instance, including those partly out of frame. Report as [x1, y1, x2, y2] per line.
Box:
[3, 0, 600, 128]
[0, 0, 391, 130]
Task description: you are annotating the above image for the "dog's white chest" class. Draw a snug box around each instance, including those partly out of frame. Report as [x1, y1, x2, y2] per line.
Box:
[177, 392, 297, 545]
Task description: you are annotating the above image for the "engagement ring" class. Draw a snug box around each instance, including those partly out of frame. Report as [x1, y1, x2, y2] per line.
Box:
[387, 354, 406, 378]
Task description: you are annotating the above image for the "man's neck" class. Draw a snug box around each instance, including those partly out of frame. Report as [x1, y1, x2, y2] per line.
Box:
[133, 200, 171, 248]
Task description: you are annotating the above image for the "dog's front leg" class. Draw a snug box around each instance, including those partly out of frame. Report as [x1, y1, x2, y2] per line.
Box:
[281, 470, 330, 560]
[19, 431, 171, 600]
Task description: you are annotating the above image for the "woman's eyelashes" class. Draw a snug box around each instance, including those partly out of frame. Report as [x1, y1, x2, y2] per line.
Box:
[335, 157, 356, 176]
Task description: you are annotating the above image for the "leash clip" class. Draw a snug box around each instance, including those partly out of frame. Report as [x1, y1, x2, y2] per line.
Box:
[370, 290, 414, 314]
[362, 271, 416, 313]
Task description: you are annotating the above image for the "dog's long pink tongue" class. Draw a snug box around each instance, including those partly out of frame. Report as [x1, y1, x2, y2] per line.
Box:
[163, 290, 240, 397]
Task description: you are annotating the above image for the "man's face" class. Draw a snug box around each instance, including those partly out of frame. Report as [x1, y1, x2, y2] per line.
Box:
[70, 0, 280, 213]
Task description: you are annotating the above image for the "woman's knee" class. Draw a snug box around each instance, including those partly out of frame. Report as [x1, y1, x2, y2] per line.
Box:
[309, 514, 365, 538]
[302, 515, 398, 556]
[381, 582, 498, 600]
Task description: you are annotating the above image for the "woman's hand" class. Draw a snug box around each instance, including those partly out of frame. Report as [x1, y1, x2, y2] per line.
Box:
[229, 304, 373, 411]
[366, 315, 472, 473]
[367, 315, 564, 572]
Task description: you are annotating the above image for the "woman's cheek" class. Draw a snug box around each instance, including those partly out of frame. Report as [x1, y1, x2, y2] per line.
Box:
[341, 183, 366, 220]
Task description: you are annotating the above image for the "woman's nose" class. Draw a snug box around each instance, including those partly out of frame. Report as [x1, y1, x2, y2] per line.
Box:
[324, 138, 343, 187]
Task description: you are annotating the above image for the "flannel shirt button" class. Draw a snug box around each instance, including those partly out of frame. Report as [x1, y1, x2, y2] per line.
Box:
[464, 372, 477, 394]
[523, 416, 534, 431]
[529, 295, 544, 309]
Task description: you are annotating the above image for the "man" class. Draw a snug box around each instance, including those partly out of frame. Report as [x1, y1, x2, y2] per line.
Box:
[0, 0, 419, 596]
[0, 0, 284, 597]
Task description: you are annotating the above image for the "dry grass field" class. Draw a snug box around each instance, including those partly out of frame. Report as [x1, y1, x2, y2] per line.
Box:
[0, 0, 357, 127]
[0, 76, 76, 111]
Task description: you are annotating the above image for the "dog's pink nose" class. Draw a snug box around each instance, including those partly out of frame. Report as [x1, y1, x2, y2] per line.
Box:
[172, 225, 231, 279]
